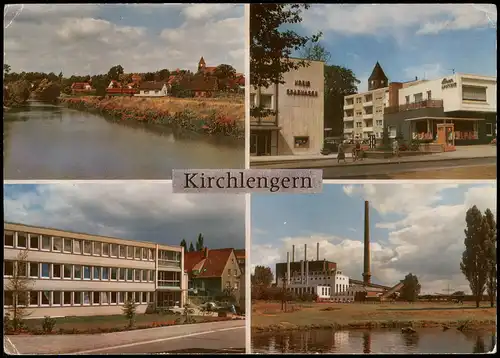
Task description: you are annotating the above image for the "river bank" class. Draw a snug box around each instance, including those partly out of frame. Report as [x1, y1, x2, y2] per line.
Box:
[251, 301, 496, 333]
[59, 96, 245, 139]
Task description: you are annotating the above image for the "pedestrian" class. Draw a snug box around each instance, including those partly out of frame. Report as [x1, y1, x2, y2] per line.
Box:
[392, 138, 400, 162]
[337, 142, 346, 163]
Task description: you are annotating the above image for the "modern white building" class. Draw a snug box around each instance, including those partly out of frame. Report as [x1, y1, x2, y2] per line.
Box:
[384, 73, 497, 145]
[250, 58, 325, 156]
[286, 268, 350, 300]
[343, 62, 390, 140]
[3, 223, 188, 318]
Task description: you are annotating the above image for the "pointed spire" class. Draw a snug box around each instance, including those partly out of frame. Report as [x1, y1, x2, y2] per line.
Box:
[368, 62, 388, 91]
[199, 56, 206, 65]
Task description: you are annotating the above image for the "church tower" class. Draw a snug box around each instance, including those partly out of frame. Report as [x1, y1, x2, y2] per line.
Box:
[198, 57, 206, 72]
[368, 62, 389, 91]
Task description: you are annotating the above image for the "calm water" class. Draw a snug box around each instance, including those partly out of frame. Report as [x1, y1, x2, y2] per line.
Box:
[3, 102, 244, 179]
[251, 328, 496, 354]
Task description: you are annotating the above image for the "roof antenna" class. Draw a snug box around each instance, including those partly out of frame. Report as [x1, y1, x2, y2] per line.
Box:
[449, 68, 455, 75]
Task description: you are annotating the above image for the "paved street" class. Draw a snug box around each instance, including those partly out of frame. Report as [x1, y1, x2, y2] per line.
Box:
[5, 319, 245, 355]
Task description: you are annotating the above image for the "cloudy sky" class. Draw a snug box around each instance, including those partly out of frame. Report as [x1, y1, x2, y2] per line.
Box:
[3, 4, 245, 75]
[4, 183, 245, 250]
[289, 4, 496, 91]
[251, 183, 496, 295]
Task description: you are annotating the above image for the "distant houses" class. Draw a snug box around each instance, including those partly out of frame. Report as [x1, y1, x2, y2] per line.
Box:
[135, 81, 169, 97]
[71, 82, 95, 95]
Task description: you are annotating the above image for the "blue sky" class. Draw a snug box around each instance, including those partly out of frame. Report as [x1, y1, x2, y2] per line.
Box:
[4, 183, 245, 250]
[291, 4, 497, 91]
[251, 183, 496, 294]
[4, 4, 244, 75]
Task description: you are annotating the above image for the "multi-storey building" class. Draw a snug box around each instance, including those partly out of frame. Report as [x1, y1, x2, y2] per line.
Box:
[343, 62, 390, 140]
[3, 222, 187, 318]
[250, 58, 325, 156]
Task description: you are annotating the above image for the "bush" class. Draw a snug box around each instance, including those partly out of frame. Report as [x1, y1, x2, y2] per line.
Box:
[122, 299, 137, 328]
[42, 316, 56, 333]
[4, 313, 12, 333]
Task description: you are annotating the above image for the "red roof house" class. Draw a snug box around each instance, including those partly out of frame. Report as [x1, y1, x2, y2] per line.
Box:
[71, 82, 94, 94]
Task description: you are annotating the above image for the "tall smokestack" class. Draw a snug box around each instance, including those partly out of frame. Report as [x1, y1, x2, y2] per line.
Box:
[300, 260, 304, 284]
[292, 245, 295, 262]
[317, 242, 319, 261]
[305, 260, 309, 286]
[363, 201, 372, 285]
[304, 244, 307, 262]
[286, 252, 290, 284]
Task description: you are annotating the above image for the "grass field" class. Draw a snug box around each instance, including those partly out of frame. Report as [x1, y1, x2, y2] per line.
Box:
[388, 165, 496, 179]
[251, 301, 496, 332]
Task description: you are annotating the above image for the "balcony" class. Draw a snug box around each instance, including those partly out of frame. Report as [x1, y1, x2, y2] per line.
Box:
[363, 127, 374, 132]
[343, 116, 354, 122]
[363, 113, 373, 120]
[385, 99, 444, 114]
[363, 101, 373, 107]
[344, 127, 354, 133]
[344, 103, 354, 110]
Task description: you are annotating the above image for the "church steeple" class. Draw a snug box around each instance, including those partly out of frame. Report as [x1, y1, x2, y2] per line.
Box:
[198, 56, 206, 72]
[368, 62, 388, 91]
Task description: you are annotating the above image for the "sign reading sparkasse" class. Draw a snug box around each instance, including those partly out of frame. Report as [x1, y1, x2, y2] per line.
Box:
[441, 78, 457, 90]
[287, 79, 318, 97]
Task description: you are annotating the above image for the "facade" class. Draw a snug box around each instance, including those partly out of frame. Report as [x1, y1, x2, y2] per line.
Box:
[135, 81, 169, 97]
[3, 223, 187, 318]
[343, 62, 390, 140]
[285, 268, 350, 298]
[384, 73, 497, 145]
[250, 58, 325, 156]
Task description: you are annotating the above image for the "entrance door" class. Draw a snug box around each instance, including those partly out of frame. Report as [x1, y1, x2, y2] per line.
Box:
[257, 131, 272, 156]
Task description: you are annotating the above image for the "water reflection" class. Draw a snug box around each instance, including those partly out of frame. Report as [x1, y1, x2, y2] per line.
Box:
[251, 329, 496, 354]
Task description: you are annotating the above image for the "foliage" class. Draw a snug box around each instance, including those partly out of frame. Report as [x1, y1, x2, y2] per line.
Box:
[6, 249, 34, 331]
[4, 63, 11, 76]
[213, 64, 236, 80]
[300, 41, 331, 63]
[460, 206, 491, 308]
[122, 299, 137, 328]
[188, 242, 195, 252]
[4, 79, 31, 107]
[180, 239, 187, 251]
[251, 266, 274, 287]
[33, 79, 61, 103]
[107, 65, 124, 81]
[170, 83, 193, 98]
[483, 209, 497, 308]
[379, 126, 391, 150]
[196, 233, 205, 251]
[400, 274, 421, 302]
[42, 316, 56, 333]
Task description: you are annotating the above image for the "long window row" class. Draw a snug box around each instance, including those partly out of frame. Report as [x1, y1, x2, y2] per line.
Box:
[4, 290, 153, 308]
[4, 261, 156, 283]
[4, 231, 158, 262]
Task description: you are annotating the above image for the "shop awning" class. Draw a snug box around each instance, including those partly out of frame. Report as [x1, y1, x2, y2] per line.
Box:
[404, 116, 485, 122]
[250, 125, 281, 130]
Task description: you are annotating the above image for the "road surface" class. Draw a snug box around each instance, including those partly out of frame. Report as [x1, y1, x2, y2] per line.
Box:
[5, 319, 245, 354]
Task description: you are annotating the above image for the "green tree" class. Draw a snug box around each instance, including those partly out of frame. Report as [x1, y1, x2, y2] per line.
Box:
[400, 274, 421, 302]
[4, 63, 11, 77]
[107, 65, 124, 81]
[180, 239, 187, 251]
[484, 208, 496, 307]
[300, 42, 331, 63]
[251, 266, 274, 287]
[213, 64, 236, 79]
[195, 233, 205, 251]
[122, 299, 137, 328]
[380, 126, 391, 150]
[4, 79, 31, 107]
[460, 205, 490, 308]
[58, 72, 63, 83]
[250, 4, 321, 118]
[188, 242, 195, 252]
[33, 79, 60, 103]
[6, 249, 33, 331]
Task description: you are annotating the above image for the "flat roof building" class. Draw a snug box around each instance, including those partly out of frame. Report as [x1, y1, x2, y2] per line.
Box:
[3, 222, 187, 318]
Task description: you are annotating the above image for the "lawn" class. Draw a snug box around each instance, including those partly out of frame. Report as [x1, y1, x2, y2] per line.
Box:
[251, 301, 496, 332]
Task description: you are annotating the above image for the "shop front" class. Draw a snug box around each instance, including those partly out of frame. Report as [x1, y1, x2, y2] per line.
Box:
[250, 126, 280, 156]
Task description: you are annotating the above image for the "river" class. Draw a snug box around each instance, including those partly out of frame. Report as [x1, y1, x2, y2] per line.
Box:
[251, 328, 496, 354]
[3, 102, 244, 179]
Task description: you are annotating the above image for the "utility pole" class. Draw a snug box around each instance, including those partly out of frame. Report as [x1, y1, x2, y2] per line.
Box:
[281, 273, 288, 312]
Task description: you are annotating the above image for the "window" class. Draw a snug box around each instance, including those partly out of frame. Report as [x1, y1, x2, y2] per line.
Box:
[83, 292, 90, 305]
[118, 292, 124, 304]
[63, 265, 72, 279]
[260, 94, 273, 109]
[4, 261, 14, 276]
[356, 97, 362, 104]
[111, 292, 117, 304]
[17, 233, 27, 248]
[119, 268, 126, 281]
[234, 282, 239, 290]
[101, 292, 109, 305]
[74, 265, 82, 279]
[17, 261, 27, 277]
[83, 266, 91, 280]
[93, 242, 102, 256]
[142, 248, 147, 260]
[30, 292, 39, 306]
[405, 95, 410, 105]
[119, 245, 126, 258]
[127, 246, 134, 258]
[93, 266, 101, 280]
[103, 243, 109, 256]
[376, 120, 383, 127]
[111, 268, 117, 280]
[102, 267, 109, 280]
[53, 291, 62, 305]
[151, 271, 155, 282]
[41, 291, 51, 305]
[127, 268, 133, 281]
[53, 264, 62, 279]
[144, 90, 149, 94]
[148, 249, 154, 261]
[294, 136, 309, 149]
[74, 292, 82, 305]
[29, 234, 39, 249]
[63, 292, 71, 305]
[427, 90, 432, 100]
[83, 241, 92, 255]
[250, 93, 256, 107]
[61, 238, 72, 253]
[142, 270, 148, 282]
[111, 244, 118, 257]
[29, 262, 39, 278]
[41, 263, 50, 278]
[462, 85, 487, 102]
[142, 292, 148, 303]
[355, 111, 362, 116]
[486, 123, 494, 136]
[135, 269, 141, 281]
[74, 240, 82, 254]
[135, 247, 141, 260]
[92, 292, 101, 305]
[4, 231, 14, 247]
[228, 269, 232, 276]
[53, 237, 62, 252]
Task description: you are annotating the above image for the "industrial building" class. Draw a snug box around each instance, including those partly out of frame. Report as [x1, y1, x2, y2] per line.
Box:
[3, 222, 188, 318]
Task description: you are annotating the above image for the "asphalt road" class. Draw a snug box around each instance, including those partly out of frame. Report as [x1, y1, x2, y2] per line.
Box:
[321, 157, 496, 179]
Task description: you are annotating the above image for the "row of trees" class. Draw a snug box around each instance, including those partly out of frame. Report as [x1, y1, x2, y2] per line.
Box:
[250, 4, 360, 135]
[180, 233, 205, 253]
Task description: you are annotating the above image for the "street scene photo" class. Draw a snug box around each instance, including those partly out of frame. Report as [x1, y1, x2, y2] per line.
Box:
[4, 4, 245, 179]
[249, 4, 496, 179]
[250, 183, 496, 353]
[3, 183, 246, 354]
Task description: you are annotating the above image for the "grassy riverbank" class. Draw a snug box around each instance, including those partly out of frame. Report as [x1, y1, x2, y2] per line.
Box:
[251, 301, 496, 333]
[60, 96, 245, 139]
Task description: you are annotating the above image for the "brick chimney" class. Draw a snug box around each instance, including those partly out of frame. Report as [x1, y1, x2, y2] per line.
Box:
[204, 247, 209, 258]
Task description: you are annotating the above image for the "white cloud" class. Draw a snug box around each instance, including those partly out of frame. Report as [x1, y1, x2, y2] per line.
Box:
[3, 4, 244, 75]
[4, 183, 245, 249]
[252, 184, 497, 294]
[302, 4, 496, 38]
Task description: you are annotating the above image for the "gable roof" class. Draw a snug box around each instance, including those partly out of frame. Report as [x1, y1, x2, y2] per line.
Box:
[234, 249, 245, 259]
[184, 248, 235, 278]
[138, 81, 167, 90]
[71, 82, 92, 89]
[368, 62, 388, 82]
